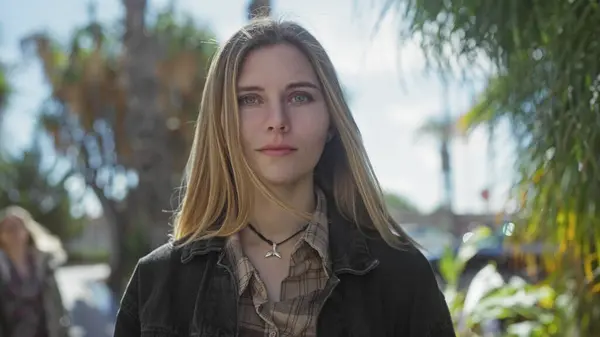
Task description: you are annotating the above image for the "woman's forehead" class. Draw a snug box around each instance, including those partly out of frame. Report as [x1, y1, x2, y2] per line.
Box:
[0, 216, 24, 228]
[238, 44, 317, 87]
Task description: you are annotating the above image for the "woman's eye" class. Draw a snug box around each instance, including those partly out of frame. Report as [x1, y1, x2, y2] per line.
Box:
[290, 93, 313, 104]
[238, 95, 260, 106]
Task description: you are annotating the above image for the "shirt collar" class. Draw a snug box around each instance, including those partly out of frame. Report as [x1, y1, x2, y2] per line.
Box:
[179, 188, 378, 278]
[296, 188, 330, 273]
[224, 187, 331, 296]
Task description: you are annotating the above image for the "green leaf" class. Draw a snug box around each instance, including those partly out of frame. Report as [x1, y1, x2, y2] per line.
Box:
[439, 245, 458, 286]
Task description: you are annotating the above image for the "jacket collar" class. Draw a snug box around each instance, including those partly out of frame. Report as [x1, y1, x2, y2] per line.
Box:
[178, 201, 379, 275]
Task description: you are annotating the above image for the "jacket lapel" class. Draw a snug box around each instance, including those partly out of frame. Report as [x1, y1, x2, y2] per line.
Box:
[179, 197, 381, 337]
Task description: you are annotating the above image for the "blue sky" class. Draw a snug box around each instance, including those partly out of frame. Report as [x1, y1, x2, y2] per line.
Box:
[0, 0, 516, 215]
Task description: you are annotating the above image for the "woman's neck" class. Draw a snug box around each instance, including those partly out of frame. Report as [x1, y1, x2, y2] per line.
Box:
[246, 182, 315, 242]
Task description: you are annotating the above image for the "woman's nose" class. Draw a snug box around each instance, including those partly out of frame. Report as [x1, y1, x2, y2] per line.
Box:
[266, 101, 290, 133]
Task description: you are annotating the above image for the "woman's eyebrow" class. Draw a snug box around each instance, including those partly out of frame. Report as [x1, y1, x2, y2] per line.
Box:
[286, 81, 319, 90]
[237, 85, 264, 93]
[237, 81, 320, 93]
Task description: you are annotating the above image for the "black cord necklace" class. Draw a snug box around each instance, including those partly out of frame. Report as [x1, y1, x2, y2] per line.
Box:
[247, 223, 309, 259]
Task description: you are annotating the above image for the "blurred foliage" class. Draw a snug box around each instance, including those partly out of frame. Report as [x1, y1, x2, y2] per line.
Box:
[21, 7, 216, 176]
[384, 192, 419, 213]
[378, 0, 600, 333]
[416, 116, 457, 141]
[19, 2, 217, 293]
[0, 142, 84, 242]
[440, 226, 578, 336]
[415, 115, 461, 211]
[0, 58, 12, 140]
[68, 250, 110, 265]
[1, 32, 81, 246]
[0, 62, 9, 112]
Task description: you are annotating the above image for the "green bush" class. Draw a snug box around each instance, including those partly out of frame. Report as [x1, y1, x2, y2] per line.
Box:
[441, 226, 578, 336]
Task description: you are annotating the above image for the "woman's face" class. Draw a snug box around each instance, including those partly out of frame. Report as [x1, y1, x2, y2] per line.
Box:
[0, 216, 29, 251]
[237, 43, 331, 187]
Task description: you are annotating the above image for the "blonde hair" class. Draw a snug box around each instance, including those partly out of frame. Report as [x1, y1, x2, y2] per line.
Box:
[173, 19, 415, 248]
[0, 206, 67, 267]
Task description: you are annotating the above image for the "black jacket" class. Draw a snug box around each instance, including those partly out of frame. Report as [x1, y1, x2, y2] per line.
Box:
[114, 207, 456, 337]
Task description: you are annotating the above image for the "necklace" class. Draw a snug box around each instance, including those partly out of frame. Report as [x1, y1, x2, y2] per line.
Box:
[247, 223, 309, 259]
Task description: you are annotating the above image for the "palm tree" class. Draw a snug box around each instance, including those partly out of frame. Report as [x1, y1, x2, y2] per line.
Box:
[416, 116, 456, 213]
[22, 2, 217, 293]
[415, 114, 462, 232]
[0, 140, 83, 243]
[376, 0, 600, 333]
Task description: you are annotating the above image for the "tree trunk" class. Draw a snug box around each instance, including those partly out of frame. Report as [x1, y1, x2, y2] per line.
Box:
[122, 0, 173, 237]
[97, 188, 126, 294]
[109, 0, 174, 294]
[440, 140, 452, 211]
[440, 140, 454, 232]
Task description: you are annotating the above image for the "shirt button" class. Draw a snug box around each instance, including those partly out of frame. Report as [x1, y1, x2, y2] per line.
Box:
[269, 331, 277, 337]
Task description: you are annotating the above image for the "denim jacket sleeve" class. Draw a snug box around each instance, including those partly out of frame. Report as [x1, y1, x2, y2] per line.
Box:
[114, 262, 141, 337]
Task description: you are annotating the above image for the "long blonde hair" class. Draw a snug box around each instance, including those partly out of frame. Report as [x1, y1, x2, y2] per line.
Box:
[0, 206, 67, 267]
[173, 19, 415, 248]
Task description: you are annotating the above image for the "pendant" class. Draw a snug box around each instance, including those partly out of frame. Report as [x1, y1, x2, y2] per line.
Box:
[265, 242, 282, 259]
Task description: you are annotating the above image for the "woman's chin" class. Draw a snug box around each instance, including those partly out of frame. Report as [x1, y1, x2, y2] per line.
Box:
[258, 172, 313, 189]
[261, 176, 299, 187]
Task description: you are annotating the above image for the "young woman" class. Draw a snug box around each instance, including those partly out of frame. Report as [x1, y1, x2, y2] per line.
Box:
[0, 206, 70, 337]
[115, 19, 455, 337]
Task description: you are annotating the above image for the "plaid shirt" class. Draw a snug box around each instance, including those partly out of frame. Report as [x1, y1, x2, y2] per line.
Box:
[225, 189, 332, 337]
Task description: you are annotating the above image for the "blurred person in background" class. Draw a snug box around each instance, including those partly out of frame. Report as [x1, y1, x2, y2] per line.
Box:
[115, 19, 454, 337]
[0, 206, 70, 337]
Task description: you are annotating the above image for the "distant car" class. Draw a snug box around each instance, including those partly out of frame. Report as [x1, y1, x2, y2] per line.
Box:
[401, 224, 456, 259]
[426, 223, 552, 289]
[399, 224, 456, 285]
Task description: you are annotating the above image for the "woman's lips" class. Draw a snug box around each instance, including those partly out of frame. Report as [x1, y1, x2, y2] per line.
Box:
[257, 146, 297, 156]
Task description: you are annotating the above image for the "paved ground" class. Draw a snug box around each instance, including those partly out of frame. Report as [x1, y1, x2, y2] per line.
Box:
[55, 264, 116, 337]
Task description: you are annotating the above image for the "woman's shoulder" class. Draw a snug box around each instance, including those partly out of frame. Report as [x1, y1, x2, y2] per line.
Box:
[119, 238, 219, 314]
[365, 236, 454, 335]
[134, 241, 182, 277]
[366, 235, 438, 284]
[135, 236, 223, 273]
[138, 241, 177, 265]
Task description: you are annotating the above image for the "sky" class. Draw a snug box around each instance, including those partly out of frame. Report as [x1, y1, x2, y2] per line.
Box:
[0, 0, 517, 215]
